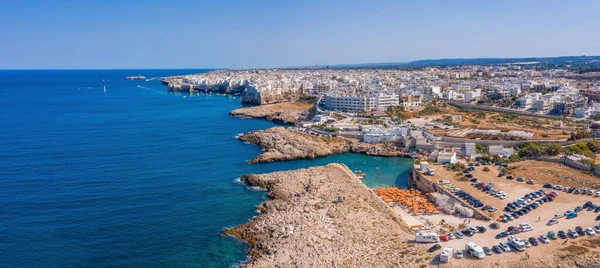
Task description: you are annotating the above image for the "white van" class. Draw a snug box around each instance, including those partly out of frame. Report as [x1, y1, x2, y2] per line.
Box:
[439, 248, 453, 263]
[465, 242, 485, 259]
[507, 235, 526, 252]
[415, 232, 440, 243]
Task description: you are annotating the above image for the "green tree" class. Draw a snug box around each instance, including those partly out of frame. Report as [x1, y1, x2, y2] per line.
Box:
[475, 144, 488, 154]
[586, 140, 600, 153]
[508, 154, 522, 162]
[545, 142, 562, 156]
[517, 142, 545, 157]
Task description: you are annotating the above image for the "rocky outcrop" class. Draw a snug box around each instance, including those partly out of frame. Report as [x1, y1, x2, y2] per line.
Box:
[238, 127, 406, 163]
[224, 164, 418, 267]
[230, 97, 317, 125]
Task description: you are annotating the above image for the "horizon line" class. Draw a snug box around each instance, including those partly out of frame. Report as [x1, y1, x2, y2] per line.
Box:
[2, 54, 599, 71]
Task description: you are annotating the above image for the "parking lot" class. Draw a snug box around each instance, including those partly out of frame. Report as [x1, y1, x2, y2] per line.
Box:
[419, 160, 600, 264]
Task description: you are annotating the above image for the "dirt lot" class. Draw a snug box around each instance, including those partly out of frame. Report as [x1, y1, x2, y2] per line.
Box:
[509, 160, 600, 189]
[414, 160, 600, 266]
[422, 105, 583, 141]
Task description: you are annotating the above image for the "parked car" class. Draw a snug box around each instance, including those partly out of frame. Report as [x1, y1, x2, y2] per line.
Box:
[558, 230, 568, 239]
[440, 235, 450, 241]
[576, 226, 585, 236]
[593, 226, 600, 233]
[492, 245, 502, 254]
[490, 222, 500, 229]
[568, 229, 579, 238]
[476, 226, 487, 233]
[456, 250, 464, 259]
[454, 232, 464, 239]
[548, 231, 557, 240]
[543, 183, 553, 188]
[551, 184, 562, 190]
[427, 244, 442, 252]
[547, 219, 558, 226]
[539, 235, 550, 244]
[482, 246, 492, 255]
[528, 237, 539, 246]
[526, 180, 535, 185]
[524, 241, 531, 248]
[567, 212, 578, 219]
[586, 227, 596, 236]
[496, 232, 508, 239]
[499, 242, 511, 252]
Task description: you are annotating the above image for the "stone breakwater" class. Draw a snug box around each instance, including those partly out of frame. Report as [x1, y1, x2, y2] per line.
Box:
[223, 164, 420, 267]
[238, 127, 407, 163]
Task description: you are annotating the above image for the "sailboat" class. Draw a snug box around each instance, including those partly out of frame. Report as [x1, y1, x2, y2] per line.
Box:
[103, 85, 107, 92]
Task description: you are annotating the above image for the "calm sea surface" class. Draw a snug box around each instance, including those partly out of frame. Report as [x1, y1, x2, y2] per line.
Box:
[0, 70, 413, 267]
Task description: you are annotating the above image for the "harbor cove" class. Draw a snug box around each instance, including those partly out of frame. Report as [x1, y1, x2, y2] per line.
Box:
[0, 70, 413, 267]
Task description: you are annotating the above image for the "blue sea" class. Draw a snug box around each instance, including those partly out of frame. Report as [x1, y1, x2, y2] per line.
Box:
[0, 70, 413, 267]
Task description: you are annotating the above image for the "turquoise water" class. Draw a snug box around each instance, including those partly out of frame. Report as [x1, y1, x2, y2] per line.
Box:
[0, 70, 413, 267]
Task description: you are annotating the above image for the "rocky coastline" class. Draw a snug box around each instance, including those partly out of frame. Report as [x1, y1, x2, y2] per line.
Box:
[238, 126, 408, 164]
[162, 78, 300, 105]
[229, 96, 317, 125]
[223, 164, 419, 267]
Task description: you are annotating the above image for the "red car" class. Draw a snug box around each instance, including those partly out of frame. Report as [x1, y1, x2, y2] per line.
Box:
[547, 192, 557, 198]
[440, 235, 450, 241]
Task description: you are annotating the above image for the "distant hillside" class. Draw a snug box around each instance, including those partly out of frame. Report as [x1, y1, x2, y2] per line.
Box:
[323, 56, 600, 69]
[407, 56, 600, 66]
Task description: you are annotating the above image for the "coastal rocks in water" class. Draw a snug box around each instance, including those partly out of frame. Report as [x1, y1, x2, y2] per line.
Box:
[230, 96, 317, 125]
[224, 164, 418, 267]
[238, 126, 403, 163]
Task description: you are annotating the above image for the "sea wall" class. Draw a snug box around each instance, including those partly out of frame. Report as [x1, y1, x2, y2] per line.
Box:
[409, 168, 491, 221]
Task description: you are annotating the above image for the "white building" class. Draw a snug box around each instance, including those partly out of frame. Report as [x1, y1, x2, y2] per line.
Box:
[324, 92, 368, 112]
[432, 151, 457, 164]
[464, 143, 476, 157]
[370, 90, 400, 110]
[489, 145, 514, 157]
[314, 115, 330, 123]
[465, 89, 481, 103]
[362, 127, 409, 143]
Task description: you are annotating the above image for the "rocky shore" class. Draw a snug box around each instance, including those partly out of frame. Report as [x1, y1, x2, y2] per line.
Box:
[224, 164, 421, 267]
[238, 126, 407, 163]
[230, 96, 317, 125]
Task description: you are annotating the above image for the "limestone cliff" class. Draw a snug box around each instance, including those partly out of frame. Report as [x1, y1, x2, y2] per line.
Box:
[238, 127, 405, 163]
[224, 164, 417, 267]
[230, 96, 317, 125]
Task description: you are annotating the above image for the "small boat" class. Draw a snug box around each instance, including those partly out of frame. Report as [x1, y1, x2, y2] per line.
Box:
[103, 85, 106, 92]
[354, 171, 366, 179]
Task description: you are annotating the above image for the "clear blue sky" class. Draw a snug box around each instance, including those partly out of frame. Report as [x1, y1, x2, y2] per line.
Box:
[1, 0, 599, 69]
